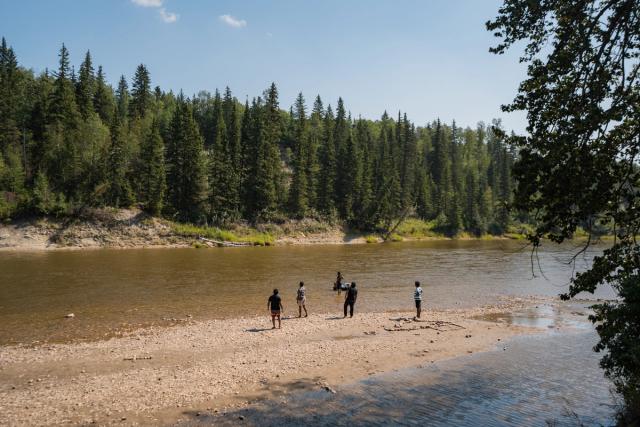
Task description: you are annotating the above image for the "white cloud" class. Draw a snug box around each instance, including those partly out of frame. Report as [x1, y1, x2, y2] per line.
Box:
[159, 8, 178, 23]
[219, 14, 247, 28]
[131, 0, 163, 7]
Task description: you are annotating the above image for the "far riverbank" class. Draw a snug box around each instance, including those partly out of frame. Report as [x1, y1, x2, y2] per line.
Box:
[0, 207, 536, 251]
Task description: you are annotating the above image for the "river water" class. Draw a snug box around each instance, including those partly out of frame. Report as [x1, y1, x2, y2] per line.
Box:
[0, 240, 613, 345]
[206, 328, 618, 426]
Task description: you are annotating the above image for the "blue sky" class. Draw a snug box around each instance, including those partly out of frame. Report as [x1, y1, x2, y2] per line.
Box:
[0, 0, 527, 132]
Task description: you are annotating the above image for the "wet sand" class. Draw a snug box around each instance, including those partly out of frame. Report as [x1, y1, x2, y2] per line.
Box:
[0, 296, 560, 426]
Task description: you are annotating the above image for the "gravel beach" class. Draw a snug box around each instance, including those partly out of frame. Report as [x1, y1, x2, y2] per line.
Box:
[0, 296, 554, 426]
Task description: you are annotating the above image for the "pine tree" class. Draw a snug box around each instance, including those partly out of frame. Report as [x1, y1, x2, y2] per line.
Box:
[130, 64, 151, 120]
[139, 120, 166, 215]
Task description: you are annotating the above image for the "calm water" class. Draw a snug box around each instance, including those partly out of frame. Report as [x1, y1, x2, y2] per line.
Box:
[0, 240, 613, 345]
[204, 329, 617, 427]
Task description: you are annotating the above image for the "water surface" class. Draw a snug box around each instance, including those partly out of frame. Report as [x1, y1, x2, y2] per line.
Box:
[205, 330, 617, 426]
[0, 240, 613, 344]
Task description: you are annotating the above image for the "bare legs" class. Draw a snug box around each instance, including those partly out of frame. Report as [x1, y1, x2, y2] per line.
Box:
[298, 304, 308, 318]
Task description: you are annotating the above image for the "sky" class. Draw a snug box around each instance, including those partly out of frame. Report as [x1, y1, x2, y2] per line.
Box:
[0, 0, 528, 133]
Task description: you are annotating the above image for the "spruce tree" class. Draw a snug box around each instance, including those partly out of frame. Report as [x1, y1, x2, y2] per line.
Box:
[105, 115, 133, 207]
[334, 98, 350, 216]
[93, 66, 114, 124]
[251, 83, 282, 220]
[374, 113, 402, 229]
[240, 98, 254, 215]
[208, 104, 239, 224]
[306, 95, 323, 210]
[316, 104, 336, 216]
[431, 119, 452, 224]
[0, 37, 22, 167]
[76, 51, 95, 119]
[49, 44, 80, 128]
[139, 120, 166, 215]
[166, 96, 207, 222]
[399, 115, 417, 209]
[288, 92, 309, 217]
[47, 44, 83, 197]
[130, 64, 151, 120]
[448, 121, 463, 234]
[115, 75, 129, 122]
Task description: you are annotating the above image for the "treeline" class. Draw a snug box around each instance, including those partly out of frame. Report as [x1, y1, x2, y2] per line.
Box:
[0, 38, 515, 235]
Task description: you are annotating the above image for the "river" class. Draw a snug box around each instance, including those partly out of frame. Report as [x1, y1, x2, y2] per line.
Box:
[0, 240, 613, 345]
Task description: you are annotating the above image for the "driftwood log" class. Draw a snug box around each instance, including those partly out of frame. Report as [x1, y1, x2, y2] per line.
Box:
[384, 319, 465, 333]
[198, 237, 253, 247]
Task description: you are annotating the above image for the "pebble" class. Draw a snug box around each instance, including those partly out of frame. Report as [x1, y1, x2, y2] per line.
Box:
[65, 313, 75, 319]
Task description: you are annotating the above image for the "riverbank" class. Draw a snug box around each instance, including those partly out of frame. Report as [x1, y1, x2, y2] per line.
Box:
[0, 208, 526, 251]
[0, 296, 573, 426]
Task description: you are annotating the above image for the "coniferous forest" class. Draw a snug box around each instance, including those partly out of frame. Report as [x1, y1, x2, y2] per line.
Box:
[0, 38, 516, 236]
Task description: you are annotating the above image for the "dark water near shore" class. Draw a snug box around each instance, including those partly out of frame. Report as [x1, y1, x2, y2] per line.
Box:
[199, 329, 617, 427]
[0, 240, 613, 345]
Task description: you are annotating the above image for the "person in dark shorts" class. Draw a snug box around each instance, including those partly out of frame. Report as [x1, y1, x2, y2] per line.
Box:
[296, 281, 308, 318]
[343, 282, 358, 318]
[414, 281, 423, 319]
[268, 289, 283, 329]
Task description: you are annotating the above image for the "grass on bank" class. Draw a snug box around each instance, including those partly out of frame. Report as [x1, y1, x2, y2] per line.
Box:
[172, 223, 275, 246]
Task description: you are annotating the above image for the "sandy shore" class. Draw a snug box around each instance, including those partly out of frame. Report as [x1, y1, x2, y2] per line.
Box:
[0, 296, 566, 426]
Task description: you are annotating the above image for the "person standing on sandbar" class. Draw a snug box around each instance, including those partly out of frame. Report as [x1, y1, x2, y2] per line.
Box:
[414, 281, 423, 319]
[268, 289, 283, 329]
[296, 281, 308, 318]
[343, 282, 358, 318]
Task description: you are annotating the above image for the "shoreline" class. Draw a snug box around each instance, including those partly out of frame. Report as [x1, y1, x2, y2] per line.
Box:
[0, 296, 579, 426]
[0, 209, 525, 252]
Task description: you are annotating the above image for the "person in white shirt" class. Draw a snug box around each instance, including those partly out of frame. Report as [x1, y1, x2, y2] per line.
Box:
[296, 281, 308, 318]
[414, 281, 423, 319]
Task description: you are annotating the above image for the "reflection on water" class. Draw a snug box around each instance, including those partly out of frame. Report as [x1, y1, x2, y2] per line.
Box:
[0, 240, 613, 344]
[202, 331, 617, 427]
[476, 302, 596, 331]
